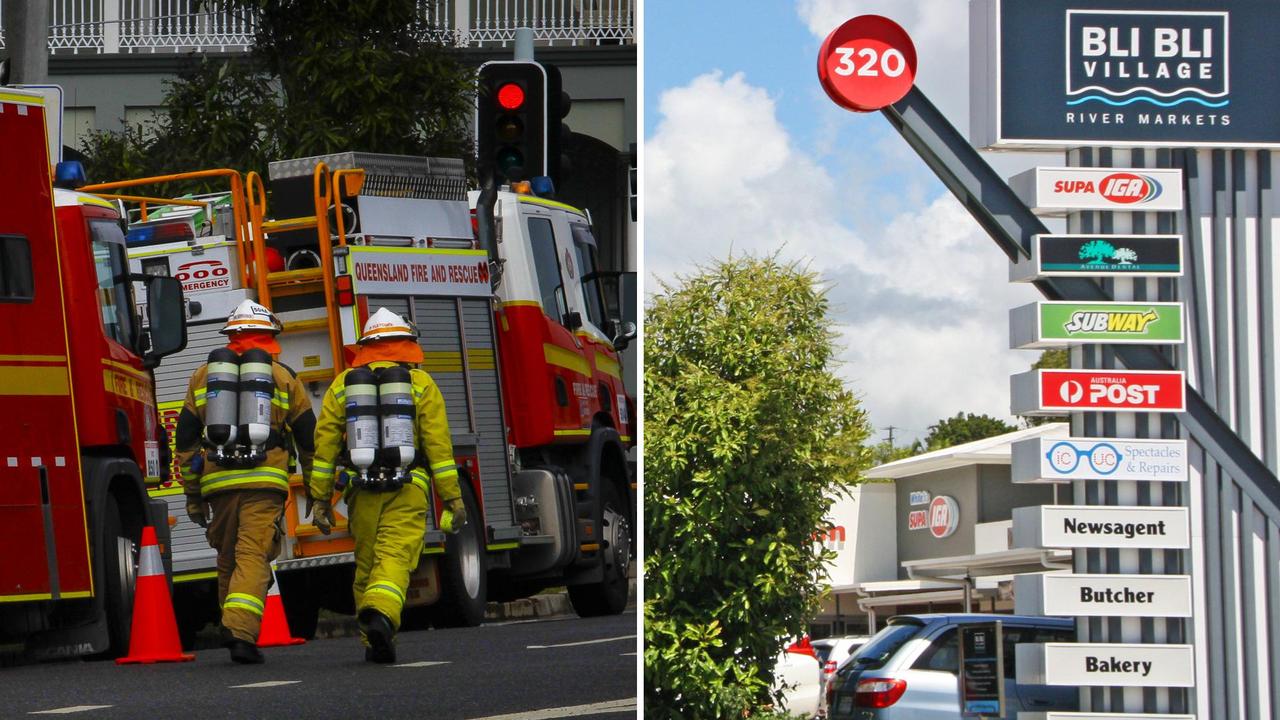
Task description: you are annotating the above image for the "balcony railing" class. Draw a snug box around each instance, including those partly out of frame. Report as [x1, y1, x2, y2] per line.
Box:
[0, 0, 633, 55]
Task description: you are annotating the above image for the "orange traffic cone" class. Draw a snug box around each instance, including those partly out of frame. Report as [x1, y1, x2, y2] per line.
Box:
[117, 526, 195, 664]
[257, 563, 306, 647]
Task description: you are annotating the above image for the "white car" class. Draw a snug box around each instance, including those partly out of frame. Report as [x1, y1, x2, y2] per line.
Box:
[773, 648, 821, 717]
[813, 636, 871, 718]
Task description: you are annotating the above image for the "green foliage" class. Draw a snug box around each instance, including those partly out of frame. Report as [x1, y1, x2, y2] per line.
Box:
[644, 256, 871, 718]
[1079, 239, 1116, 263]
[78, 1, 473, 183]
[1025, 349, 1070, 427]
[923, 412, 1015, 452]
[869, 439, 919, 466]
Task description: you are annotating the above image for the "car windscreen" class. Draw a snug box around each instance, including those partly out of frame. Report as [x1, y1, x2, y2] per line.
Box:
[814, 645, 834, 664]
[845, 622, 922, 670]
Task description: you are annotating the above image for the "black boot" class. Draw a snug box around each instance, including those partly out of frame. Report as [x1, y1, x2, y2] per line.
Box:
[226, 638, 265, 664]
[359, 609, 396, 664]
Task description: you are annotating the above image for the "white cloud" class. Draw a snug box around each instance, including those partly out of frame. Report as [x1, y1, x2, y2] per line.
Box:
[646, 72, 1042, 441]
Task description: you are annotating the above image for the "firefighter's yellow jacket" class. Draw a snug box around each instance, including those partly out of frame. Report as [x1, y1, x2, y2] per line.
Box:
[175, 362, 316, 498]
[309, 362, 462, 503]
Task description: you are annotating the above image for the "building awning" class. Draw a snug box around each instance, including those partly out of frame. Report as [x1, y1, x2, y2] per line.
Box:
[901, 548, 1071, 581]
[865, 422, 1068, 479]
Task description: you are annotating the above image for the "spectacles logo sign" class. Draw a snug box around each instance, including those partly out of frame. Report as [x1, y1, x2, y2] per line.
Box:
[1066, 10, 1228, 110]
[1048, 441, 1121, 475]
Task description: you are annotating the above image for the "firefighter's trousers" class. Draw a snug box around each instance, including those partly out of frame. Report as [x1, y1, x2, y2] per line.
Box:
[207, 490, 284, 643]
[348, 483, 428, 640]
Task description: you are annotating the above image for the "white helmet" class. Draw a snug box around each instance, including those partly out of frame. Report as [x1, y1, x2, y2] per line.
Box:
[221, 299, 282, 335]
[359, 307, 416, 344]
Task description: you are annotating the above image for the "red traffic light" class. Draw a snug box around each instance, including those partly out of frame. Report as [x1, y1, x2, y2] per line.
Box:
[497, 82, 525, 110]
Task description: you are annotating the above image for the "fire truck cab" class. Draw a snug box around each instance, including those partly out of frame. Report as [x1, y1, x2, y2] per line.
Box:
[0, 87, 187, 660]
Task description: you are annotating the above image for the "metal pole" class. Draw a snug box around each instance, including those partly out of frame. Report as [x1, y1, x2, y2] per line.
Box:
[514, 27, 534, 61]
[2, 0, 49, 84]
[963, 577, 973, 613]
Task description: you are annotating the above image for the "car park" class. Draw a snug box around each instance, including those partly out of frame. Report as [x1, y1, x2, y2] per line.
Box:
[814, 636, 871, 717]
[827, 614, 1077, 719]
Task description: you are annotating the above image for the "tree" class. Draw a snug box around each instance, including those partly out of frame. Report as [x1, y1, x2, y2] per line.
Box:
[1078, 239, 1116, 264]
[870, 439, 919, 466]
[1023, 349, 1070, 427]
[1111, 246, 1138, 264]
[922, 412, 1015, 451]
[80, 1, 474, 183]
[644, 256, 870, 718]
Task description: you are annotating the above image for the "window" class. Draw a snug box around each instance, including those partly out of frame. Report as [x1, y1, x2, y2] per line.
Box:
[527, 217, 566, 323]
[0, 236, 33, 302]
[571, 224, 608, 332]
[913, 628, 959, 673]
[89, 220, 136, 347]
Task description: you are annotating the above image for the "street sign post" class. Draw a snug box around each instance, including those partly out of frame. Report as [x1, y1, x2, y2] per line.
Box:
[1011, 437, 1188, 484]
[1013, 505, 1191, 550]
[1010, 234, 1183, 281]
[1011, 369, 1186, 415]
[1010, 301, 1184, 348]
[1014, 573, 1193, 618]
[1016, 643, 1195, 688]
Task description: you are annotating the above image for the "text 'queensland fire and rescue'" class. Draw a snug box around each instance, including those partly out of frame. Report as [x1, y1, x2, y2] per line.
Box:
[353, 260, 489, 286]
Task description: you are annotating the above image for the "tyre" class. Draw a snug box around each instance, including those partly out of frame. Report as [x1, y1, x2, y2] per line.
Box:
[432, 482, 487, 628]
[99, 495, 137, 658]
[568, 480, 631, 617]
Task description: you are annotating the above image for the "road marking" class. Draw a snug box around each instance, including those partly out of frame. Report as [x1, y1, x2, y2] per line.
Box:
[229, 680, 301, 689]
[29, 707, 113, 715]
[527, 634, 635, 649]
[467, 698, 637, 720]
[393, 661, 450, 668]
[620, 652, 636, 656]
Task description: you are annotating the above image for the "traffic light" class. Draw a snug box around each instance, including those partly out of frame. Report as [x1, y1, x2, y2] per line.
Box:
[544, 63, 572, 188]
[476, 61, 547, 184]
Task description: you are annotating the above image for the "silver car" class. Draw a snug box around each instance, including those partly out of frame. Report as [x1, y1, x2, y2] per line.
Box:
[828, 614, 1077, 719]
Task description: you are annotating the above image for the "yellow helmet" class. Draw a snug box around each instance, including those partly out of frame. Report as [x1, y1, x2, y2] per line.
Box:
[359, 307, 416, 343]
[221, 299, 282, 335]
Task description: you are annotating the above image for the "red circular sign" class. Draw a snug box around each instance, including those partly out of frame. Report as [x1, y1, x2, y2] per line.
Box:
[817, 15, 918, 113]
[928, 496, 959, 539]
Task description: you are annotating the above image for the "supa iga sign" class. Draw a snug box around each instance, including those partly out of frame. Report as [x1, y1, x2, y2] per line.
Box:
[1010, 234, 1183, 281]
[1010, 301, 1184, 348]
[1016, 643, 1195, 688]
[971, 0, 1280, 148]
[1011, 167, 1183, 214]
[817, 15, 917, 112]
[1011, 437, 1188, 483]
[907, 494, 959, 538]
[1011, 369, 1186, 416]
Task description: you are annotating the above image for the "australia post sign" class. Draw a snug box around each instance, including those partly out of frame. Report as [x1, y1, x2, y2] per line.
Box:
[971, 0, 1280, 148]
[1011, 369, 1186, 415]
[346, 247, 491, 298]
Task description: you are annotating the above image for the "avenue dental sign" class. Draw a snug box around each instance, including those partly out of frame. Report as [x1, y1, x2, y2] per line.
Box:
[971, 0, 1280, 148]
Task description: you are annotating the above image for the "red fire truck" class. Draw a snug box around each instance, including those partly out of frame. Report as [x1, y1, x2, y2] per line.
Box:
[0, 87, 187, 659]
[97, 151, 635, 638]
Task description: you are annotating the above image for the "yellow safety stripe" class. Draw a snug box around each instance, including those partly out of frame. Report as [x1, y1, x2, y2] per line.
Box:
[194, 387, 207, 408]
[223, 593, 265, 616]
[365, 583, 405, 603]
[273, 388, 289, 410]
[594, 352, 622, 380]
[544, 344, 591, 377]
[517, 194, 586, 215]
[200, 467, 290, 494]
[0, 90, 46, 106]
[409, 469, 430, 494]
[0, 365, 71, 397]
[173, 570, 219, 583]
[429, 460, 456, 472]
[554, 429, 592, 437]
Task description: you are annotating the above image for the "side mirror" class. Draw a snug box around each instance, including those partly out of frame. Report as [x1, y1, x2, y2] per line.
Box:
[612, 321, 637, 351]
[562, 311, 583, 331]
[143, 275, 187, 368]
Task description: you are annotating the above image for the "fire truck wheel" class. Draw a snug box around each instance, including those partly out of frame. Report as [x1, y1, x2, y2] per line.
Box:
[568, 480, 631, 617]
[100, 495, 137, 658]
[433, 483, 487, 628]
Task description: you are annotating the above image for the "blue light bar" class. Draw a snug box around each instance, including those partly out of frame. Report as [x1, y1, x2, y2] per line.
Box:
[54, 161, 87, 189]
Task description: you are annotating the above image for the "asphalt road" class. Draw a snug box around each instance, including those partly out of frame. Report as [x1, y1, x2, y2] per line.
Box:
[0, 612, 638, 719]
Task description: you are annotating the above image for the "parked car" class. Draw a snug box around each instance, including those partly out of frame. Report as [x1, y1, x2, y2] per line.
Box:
[814, 636, 871, 717]
[827, 614, 1077, 719]
[774, 646, 822, 717]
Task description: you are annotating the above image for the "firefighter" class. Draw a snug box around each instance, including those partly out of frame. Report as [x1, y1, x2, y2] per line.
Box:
[175, 299, 316, 664]
[309, 308, 466, 664]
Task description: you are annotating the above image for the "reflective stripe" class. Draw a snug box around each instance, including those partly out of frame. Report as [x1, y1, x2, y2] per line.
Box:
[224, 592, 265, 616]
[433, 467, 459, 481]
[365, 582, 405, 604]
[429, 460, 456, 472]
[200, 466, 290, 494]
[409, 469, 429, 493]
[272, 389, 289, 410]
[194, 387, 207, 408]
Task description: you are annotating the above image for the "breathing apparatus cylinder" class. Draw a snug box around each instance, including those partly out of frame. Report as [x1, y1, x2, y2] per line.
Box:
[344, 367, 379, 479]
[203, 348, 240, 451]
[376, 366, 416, 478]
[237, 348, 274, 459]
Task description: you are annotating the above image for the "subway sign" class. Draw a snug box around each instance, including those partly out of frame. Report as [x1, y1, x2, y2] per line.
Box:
[1011, 437, 1188, 483]
[1011, 234, 1183, 281]
[1010, 301, 1184, 348]
[1011, 167, 1184, 214]
[971, 0, 1280, 148]
[1011, 369, 1186, 415]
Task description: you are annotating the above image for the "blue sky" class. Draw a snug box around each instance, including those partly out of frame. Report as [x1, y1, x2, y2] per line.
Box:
[644, 0, 1059, 444]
